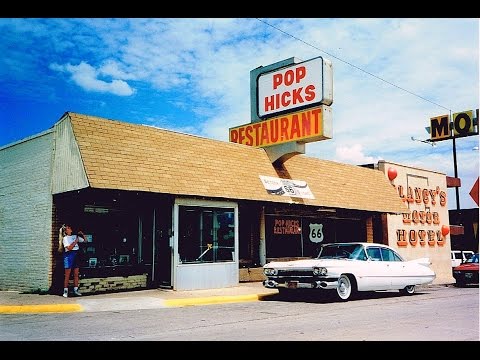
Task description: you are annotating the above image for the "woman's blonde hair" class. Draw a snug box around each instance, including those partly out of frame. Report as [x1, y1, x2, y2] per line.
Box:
[58, 224, 67, 253]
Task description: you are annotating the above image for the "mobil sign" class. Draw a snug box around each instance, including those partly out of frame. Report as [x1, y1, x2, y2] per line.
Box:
[257, 56, 333, 119]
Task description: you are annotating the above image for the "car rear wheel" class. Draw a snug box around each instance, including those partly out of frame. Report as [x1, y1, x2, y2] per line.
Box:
[337, 274, 357, 301]
[400, 285, 415, 295]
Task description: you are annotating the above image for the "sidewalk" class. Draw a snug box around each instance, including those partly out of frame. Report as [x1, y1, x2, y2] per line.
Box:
[0, 282, 279, 314]
[0, 282, 450, 314]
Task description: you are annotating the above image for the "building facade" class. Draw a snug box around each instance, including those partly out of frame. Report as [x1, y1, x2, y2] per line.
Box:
[0, 112, 455, 294]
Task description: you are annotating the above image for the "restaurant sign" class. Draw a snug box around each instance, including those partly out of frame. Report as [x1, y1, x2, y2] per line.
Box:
[230, 105, 332, 147]
[257, 56, 333, 119]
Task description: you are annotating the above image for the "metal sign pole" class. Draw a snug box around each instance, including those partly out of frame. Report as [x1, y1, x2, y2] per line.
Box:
[451, 110, 460, 210]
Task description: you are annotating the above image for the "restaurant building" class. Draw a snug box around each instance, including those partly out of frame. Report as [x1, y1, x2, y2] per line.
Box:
[0, 112, 455, 295]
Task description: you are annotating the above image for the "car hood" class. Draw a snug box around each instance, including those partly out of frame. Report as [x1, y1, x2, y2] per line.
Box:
[263, 258, 350, 268]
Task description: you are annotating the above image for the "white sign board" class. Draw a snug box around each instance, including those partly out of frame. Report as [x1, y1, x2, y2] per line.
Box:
[259, 175, 315, 199]
[257, 56, 333, 118]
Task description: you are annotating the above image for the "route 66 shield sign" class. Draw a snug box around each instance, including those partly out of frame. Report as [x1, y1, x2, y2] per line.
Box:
[309, 223, 324, 243]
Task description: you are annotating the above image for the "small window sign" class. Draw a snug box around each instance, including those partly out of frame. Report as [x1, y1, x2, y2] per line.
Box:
[259, 175, 315, 199]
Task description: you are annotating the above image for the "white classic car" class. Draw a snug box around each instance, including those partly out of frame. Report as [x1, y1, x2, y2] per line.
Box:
[263, 242, 436, 301]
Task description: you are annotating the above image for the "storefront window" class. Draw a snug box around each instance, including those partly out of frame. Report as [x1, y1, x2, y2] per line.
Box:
[265, 215, 303, 258]
[68, 205, 150, 278]
[265, 214, 366, 259]
[178, 206, 234, 263]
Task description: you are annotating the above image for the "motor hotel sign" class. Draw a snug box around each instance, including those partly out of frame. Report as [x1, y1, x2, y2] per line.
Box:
[257, 56, 333, 118]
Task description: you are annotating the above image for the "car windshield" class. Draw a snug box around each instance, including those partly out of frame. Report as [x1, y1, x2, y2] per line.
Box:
[317, 244, 367, 260]
[465, 253, 479, 264]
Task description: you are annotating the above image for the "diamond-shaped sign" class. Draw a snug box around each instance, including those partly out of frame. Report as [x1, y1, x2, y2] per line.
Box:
[469, 177, 479, 206]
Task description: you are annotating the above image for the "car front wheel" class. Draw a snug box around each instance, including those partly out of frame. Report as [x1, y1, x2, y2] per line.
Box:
[400, 285, 415, 295]
[337, 274, 357, 301]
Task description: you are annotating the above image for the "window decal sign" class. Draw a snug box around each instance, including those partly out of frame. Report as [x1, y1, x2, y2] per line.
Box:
[259, 175, 315, 199]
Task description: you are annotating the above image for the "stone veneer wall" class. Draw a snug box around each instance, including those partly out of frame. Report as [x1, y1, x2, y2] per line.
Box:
[71, 274, 148, 294]
[239, 267, 265, 282]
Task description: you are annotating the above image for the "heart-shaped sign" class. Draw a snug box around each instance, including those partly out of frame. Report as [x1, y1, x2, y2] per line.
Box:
[441, 225, 450, 236]
[387, 167, 397, 181]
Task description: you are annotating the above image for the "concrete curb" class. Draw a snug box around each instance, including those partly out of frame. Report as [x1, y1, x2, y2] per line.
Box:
[0, 291, 278, 314]
[0, 304, 83, 314]
[163, 293, 276, 307]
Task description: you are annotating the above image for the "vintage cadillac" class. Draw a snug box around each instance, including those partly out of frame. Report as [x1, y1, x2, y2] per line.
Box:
[263, 242, 436, 301]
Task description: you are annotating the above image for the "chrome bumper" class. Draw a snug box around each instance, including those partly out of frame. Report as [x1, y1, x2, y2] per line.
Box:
[263, 279, 339, 290]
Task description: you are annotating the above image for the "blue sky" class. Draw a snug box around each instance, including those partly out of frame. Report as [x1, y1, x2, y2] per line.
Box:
[0, 18, 478, 209]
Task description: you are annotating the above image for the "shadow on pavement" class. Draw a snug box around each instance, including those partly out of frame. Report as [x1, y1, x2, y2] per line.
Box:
[260, 288, 431, 304]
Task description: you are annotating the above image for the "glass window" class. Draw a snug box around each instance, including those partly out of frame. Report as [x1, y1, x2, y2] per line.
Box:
[366, 247, 382, 261]
[318, 244, 365, 260]
[381, 248, 395, 261]
[178, 206, 235, 264]
[392, 252, 404, 262]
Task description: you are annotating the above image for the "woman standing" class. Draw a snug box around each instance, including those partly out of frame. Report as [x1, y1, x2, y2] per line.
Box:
[60, 224, 85, 297]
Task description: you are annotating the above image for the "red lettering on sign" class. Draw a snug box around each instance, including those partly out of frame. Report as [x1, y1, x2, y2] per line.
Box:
[263, 86, 317, 113]
[290, 114, 300, 139]
[269, 120, 278, 143]
[273, 66, 307, 89]
[260, 122, 269, 145]
[245, 125, 253, 146]
[230, 129, 238, 143]
[305, 84, 315, 101]
[280, 117, 289, 141]
[252, 123, 261, 146]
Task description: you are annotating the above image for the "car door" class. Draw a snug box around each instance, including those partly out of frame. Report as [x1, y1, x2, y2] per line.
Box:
[380, 247, 407, 289]
[363, 246, 391, 290]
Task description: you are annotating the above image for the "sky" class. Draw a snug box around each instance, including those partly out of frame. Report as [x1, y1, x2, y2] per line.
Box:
[0, 18, 478, 210]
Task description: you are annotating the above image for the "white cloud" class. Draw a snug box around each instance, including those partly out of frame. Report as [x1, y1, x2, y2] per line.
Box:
[49, 61, 135, 96]
[335, 143, 383, 165]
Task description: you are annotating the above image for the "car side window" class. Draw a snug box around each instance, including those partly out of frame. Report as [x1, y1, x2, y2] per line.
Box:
[366, 247, 382, 261]
[380, 248, 403, 261]
[392, 252, 403, 261]
[381, 248, 394, 261]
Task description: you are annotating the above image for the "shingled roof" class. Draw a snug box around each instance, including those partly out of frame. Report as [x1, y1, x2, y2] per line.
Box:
[64, 112, 407, 214]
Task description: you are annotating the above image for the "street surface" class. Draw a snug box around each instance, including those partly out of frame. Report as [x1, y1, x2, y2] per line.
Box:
[1, 285, 478, 341]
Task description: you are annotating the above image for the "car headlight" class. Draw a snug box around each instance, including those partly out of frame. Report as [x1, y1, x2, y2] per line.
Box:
[264, 268, 277, 276]
[313, 267, 327, 276]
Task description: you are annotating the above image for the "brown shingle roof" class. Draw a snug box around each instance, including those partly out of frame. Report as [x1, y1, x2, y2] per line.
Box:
[277, 155, 408, 213]
[67, 112, 407, 213]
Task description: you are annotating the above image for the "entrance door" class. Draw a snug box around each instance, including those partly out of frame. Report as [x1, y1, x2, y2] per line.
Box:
[154, 207, 172, 288]
[139, 204, 173, 289]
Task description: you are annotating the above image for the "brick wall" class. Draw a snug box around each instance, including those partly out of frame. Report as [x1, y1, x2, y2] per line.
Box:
[0, 132, 54, 292]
